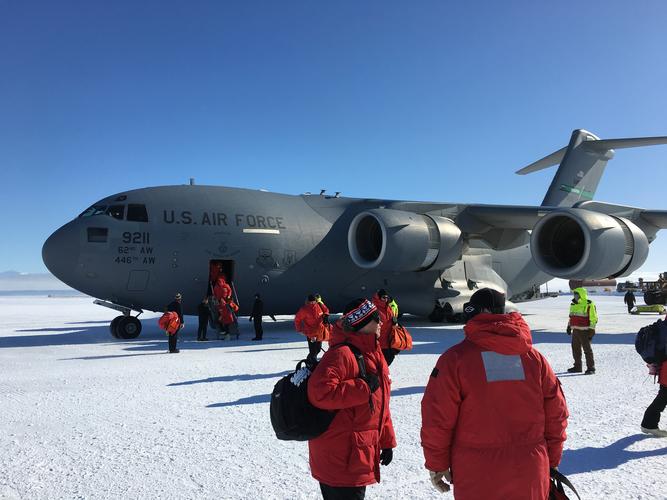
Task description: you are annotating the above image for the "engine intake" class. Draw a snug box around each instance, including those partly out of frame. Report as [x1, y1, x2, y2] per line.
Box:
[347, 209, 463, 272]
[530, 208, 649, 279]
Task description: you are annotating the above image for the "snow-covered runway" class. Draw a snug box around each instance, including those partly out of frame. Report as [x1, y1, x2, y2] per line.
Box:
[1, 295, 665, 499]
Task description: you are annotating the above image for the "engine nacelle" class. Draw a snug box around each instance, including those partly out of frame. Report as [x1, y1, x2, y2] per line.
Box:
[530, 208, 649, 279]
[347, 209, 463, 272]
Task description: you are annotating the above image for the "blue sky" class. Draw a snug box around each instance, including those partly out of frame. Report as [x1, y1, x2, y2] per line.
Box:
[2, 1, 667, 275]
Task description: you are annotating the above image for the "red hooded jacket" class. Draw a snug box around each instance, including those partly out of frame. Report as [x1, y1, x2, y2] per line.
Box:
[213, 277, 232, 302]
[421, 312, 568, 500]
[218, 300, 238, 326]
[372, 294, 395, 350]
[295, 302, 329, 341]
[307, 321, 397, 487]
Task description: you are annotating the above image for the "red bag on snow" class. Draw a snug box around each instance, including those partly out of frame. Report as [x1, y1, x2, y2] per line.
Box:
[390, 324, 413, 351]
[158, 311, 180, 335]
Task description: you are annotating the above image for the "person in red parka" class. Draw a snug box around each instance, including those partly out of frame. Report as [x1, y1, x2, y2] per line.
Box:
[218, 297, 239, 340]
[421, 288, 568, 499]
[640, 359, 667, 437]
[372, 289, 398, 366]
[307, 298, 396, 500]
[295, 294, 329, 364]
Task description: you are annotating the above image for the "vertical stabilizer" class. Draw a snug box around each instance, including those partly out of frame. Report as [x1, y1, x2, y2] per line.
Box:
[537, 129, 611, 207]
[516, 129, 667, 207]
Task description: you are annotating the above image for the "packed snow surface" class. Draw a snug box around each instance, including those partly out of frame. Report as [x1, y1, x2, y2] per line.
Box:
[1, 295, 666, 499]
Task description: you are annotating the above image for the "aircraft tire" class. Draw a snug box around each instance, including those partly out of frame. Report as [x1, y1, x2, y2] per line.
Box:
[115, 316, 142, 339]
[110, 316, 123, 338]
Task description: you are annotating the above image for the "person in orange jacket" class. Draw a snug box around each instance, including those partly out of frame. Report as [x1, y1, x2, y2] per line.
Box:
[372, 289, 398, 366]
[421, 288, 568, 499]
[295, 294, 329, 364]
[307, 298, 396, 499]
[218, 297, 239, 340]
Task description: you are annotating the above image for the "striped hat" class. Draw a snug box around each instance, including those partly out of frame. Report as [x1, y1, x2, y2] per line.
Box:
[343, 298, 379, 331]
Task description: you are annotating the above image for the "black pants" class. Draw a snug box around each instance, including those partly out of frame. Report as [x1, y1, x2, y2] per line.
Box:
[168, 332, 178, 352]
[382, 348, 399, 366]
[642, 385, 667, 429]
[253, 318, 263, 339]
[319, 483, 365, 500]
[627, 303, 634, 313]
[307, 339, 322, 363]
[197, 320, 208, 340]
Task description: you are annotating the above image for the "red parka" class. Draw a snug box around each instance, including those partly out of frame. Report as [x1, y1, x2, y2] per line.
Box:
[295, 303, 329, 341]
[421, 312, 568, 500]
[218, 300, 238, 326]
[307, 321, 397, 487]
[213, 277, 232, 302]
[372, 294, 395, 350]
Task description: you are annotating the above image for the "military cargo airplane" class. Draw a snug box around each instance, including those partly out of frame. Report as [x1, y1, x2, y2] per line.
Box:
[43, 129, 667, 339]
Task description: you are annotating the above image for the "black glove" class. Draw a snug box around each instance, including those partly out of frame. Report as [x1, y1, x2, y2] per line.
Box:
[566, 325, 571, 335]
[363, 373, 380, 393]
[379, 448, 393, 466]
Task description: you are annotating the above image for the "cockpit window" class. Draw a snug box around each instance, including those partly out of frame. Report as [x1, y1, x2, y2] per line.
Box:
[127, 204, 149, 222]
[106, 205, 125, 220]
[79, 205, 107, 218]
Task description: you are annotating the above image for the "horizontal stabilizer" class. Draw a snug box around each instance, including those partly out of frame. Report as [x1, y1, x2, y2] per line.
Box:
[516, 147, 567, 175]
[587, 136, 667, 152]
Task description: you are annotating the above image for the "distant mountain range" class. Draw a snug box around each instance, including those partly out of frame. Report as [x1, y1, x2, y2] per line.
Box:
[0, 271, 73, 291]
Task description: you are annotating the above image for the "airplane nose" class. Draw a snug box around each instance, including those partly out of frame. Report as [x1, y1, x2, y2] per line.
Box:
[42, 223, 80, 285]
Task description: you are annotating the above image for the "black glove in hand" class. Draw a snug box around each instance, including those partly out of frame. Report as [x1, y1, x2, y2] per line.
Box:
[379, 448, 393, 466]
[364, 373, 380, 393]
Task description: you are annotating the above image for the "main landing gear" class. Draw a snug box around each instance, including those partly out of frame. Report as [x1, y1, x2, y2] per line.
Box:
[109, 315, 142, 339]
[94, 299, 143, 339]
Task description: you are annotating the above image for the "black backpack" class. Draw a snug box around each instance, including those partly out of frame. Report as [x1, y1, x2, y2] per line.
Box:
[635, 319, 667, 364]
[270, 343, 367, 441]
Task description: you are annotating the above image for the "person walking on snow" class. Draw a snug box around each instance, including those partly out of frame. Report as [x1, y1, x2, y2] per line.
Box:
[295, 294, 329, 364]
[624, 289, 636, 314]
[420, 288, 568, 499]
[197, 297, 210, 341]
[307, 298, 396, 499]
[641, 360, 667, 437]
[166, 292, 184, 353]
[372, 289, 398, 366]
[249, 293, 264, 341]
[567, 287, 598, 374]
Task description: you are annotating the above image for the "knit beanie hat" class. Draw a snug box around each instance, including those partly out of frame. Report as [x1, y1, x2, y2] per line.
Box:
[342, 298, 379, 331]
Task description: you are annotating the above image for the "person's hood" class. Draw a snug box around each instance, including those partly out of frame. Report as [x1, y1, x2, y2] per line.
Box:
[572, 287, 588, 303]
[329, 319, 378, 353]
[463, 312, 533, 355]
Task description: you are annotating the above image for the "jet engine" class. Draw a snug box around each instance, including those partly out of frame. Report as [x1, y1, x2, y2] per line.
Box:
[347, 209, 463, 272]
[530, 208, 649, 279]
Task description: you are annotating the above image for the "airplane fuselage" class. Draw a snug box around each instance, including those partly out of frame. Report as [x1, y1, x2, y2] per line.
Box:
[43, 185, 549, 317]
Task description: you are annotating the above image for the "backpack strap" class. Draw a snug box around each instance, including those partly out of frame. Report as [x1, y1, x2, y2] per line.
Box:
[337, 343, 374, 411]
[550, 468, 581, 500]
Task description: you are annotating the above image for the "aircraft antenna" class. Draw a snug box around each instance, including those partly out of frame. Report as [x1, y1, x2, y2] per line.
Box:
[189, 178, 195, 185]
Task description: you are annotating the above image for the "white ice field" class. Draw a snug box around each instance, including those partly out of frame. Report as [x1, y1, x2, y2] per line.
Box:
[1, 294, 666, 499]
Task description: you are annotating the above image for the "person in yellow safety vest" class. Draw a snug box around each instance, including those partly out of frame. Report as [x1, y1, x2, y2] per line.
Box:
[567, 287, 598, 374]
[388, 297, 398, 318]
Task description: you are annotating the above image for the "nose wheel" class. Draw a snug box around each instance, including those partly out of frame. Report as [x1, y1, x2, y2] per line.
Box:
[110, 315, 142, 339]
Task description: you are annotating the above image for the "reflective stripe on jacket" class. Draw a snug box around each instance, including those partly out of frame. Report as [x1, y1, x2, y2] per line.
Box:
[569, 287, 597, 330]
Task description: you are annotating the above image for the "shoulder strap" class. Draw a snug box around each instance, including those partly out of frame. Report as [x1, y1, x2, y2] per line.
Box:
[337, 342, 367, 379]
[550, 469, 581, 500]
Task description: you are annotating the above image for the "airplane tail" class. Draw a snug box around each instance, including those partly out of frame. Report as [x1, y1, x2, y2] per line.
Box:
[516, 129, 667, 207]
